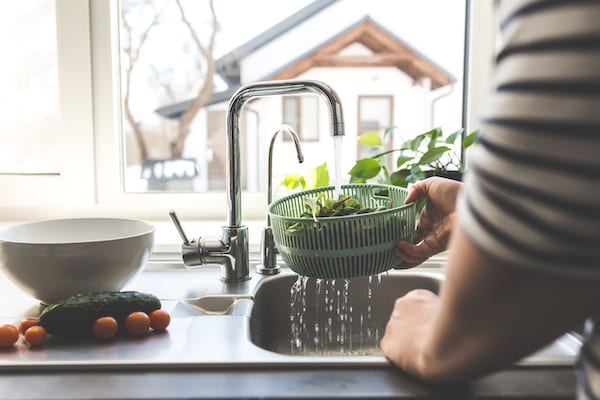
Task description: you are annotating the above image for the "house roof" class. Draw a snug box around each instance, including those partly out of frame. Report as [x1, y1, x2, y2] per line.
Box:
[216, 0, 338, 87]
[156, 1, 455, 120]
[265, 15, 455, 89]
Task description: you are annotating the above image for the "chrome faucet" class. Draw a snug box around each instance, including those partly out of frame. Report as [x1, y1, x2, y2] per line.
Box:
[170, 79, 345, 282]
[256, 125, 304, 275]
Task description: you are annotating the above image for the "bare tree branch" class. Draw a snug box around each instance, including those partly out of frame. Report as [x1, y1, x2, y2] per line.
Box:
[171, 0, 219, 157]
[121, 2, 162, 160]
[150, 65, 177, 103]
[122, 0, 219, 162]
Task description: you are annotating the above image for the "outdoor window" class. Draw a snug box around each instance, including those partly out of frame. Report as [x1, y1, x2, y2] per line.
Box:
[115, 0, 470, 198]
[357, 95, 393, 160]
[0, 0, 95, 210]
[0, 0, 496, 224]
[0, 1, 59, 176]
[282, 96, 320, 141]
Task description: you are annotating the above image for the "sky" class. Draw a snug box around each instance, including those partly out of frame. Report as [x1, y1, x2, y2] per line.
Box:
[212, 0, 466, 75]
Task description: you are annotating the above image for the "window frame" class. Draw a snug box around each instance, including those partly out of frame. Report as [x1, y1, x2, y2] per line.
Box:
[356, 94, 394, 158]
[282, 96, 321, 142]
[0, 0, 495, 225]
[90, 0, 266, 221]
[0, 0, 96, 212]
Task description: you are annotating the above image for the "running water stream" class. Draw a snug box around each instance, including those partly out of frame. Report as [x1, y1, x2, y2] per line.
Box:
[333, 135, 343, 198]
[288, 274, 385, 355]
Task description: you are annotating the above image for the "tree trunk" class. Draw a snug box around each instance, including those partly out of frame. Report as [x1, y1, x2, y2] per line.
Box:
[172, 62, 215, 157]
[124, 93, 148, 160]
[171, 0, 218, 159]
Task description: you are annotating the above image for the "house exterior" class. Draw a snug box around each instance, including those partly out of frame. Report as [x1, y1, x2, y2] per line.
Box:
[156, 0, 458, 192]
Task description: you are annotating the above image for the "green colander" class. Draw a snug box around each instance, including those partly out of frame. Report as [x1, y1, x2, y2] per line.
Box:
[268, 184, 415, 280]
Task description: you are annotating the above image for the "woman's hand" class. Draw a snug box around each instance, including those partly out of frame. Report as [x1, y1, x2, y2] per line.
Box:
[380, 289, 439, 377]
[395, 177, 462, 268]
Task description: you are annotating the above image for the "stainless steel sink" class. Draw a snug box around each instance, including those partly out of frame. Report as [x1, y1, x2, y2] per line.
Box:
[250, 271, 441, 356]
[248, 269, 581, 365]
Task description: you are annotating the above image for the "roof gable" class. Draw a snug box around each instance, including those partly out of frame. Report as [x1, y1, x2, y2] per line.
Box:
[215, 0, 337, 86]
[266, 16, 454, 89]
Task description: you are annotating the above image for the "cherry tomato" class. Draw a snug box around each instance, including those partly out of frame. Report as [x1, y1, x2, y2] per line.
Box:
[0, 324, 19, 348]
[124, 312, 150, 337]
[24, 325, 47, 347]
[18, 318, 39, 335]
[149, 309, 171, 332]
[92, 316, 118, 340]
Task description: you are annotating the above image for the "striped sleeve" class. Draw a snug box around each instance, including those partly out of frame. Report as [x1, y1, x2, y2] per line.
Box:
[457, 0, 600, 279]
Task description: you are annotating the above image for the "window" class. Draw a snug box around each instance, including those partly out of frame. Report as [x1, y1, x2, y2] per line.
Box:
[0, 0, 95, 209]
[0, 2, 59, 175]
[282, 96, 320, 141]
[113, 0, 472, 199]
[0, 0, 496, 228]
[357, 95, 393, 160]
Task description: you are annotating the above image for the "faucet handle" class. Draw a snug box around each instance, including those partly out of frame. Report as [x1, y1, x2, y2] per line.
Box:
[168, 210, 191, 245]
[168, 210, 249, 281]
[168, 210, 204, 267]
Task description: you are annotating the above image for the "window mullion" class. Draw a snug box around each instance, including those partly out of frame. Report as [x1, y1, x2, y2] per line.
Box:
[55, 0, 96, 205]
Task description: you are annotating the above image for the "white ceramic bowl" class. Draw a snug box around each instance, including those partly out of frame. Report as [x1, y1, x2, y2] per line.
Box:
[0, 218, 154, 304]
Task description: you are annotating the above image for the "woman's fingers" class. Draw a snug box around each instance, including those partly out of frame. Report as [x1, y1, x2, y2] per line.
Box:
[394, 237, 442, 268]
[404, 182, 429, 204]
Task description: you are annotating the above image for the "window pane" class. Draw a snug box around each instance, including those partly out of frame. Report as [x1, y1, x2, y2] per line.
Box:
[357, 96, 392, 159]
[282, 96, 320, 141]
[0, 1, 59, 175]
[282, 97, 300, 132]
[300, 97, 320, 141]
[118, 0, 466, 193]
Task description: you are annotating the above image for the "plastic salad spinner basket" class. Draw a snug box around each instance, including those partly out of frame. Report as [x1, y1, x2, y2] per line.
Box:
[268, 184, 415, 280]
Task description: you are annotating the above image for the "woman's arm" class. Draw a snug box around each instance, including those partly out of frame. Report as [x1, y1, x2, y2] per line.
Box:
[381, 225, 600, 383]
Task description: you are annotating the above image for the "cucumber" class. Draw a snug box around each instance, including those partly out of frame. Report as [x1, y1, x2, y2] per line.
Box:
[39, 291, 161, 337]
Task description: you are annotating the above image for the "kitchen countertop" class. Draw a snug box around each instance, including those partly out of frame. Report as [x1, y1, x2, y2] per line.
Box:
[0, 366, 577, 399]
[0, 261, 579, 400]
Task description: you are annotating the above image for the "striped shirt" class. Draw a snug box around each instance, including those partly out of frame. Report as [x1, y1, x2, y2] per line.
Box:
[457, 0, 600, 398]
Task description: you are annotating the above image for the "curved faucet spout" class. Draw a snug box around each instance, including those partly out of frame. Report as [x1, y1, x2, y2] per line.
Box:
[257, 124, 304, 276]
[226, 79, 345, 228]
[267, 124, 304, 209]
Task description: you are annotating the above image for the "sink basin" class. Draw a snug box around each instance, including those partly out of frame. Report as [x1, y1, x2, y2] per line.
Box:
[249, 269, 581, 365]
[250, 271, 441, 356]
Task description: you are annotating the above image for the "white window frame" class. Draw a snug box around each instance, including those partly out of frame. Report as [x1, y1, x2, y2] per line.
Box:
[0, 0, 95, 212]
[90, 0, 265, 222]
[464, 0, 496, 136]
[0, 0, 495, 226]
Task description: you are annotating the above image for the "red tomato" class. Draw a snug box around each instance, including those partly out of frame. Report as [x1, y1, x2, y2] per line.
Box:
[92, 316, 119, 340]
[150, 309, 171, 331]
[124, 312, 150, 337]
[24, 325, 47, 347]
[0, 324, 19, 348]
[17, 318, 39, 335]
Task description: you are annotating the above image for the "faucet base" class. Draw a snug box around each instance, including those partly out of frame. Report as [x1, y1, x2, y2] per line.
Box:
[255, 265, 281, 275]
[257, 227, 281, 276]
[217, 226, 250, 282]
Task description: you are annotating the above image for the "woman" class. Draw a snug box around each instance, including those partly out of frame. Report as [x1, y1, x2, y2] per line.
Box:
[380, 1, 600, 398]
